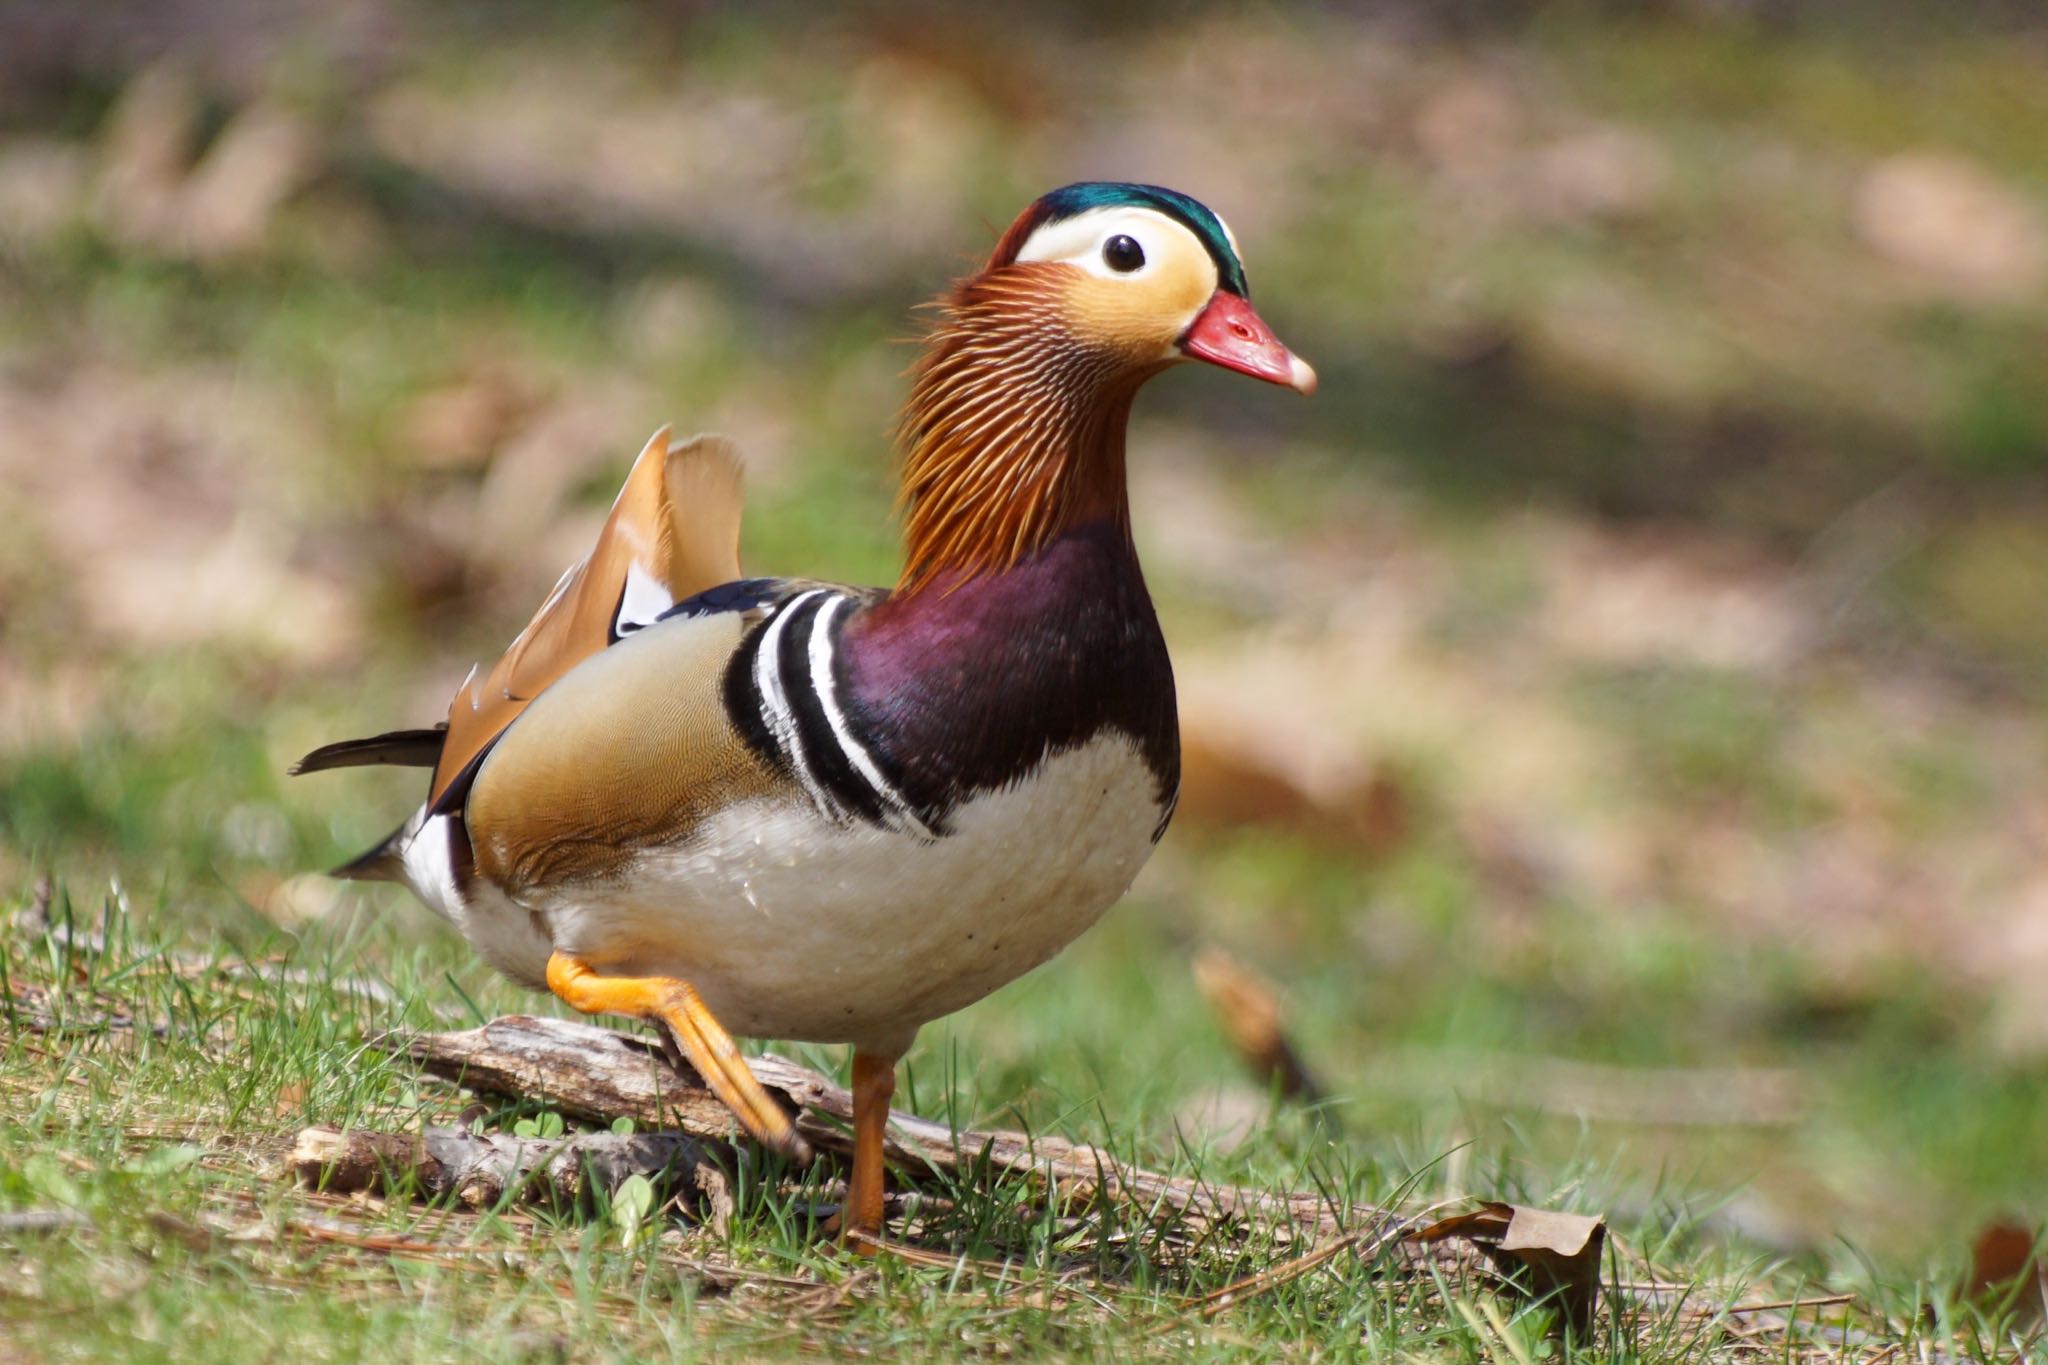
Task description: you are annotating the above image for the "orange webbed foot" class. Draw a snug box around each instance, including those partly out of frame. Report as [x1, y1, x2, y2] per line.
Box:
[545, 951, 810, 1162]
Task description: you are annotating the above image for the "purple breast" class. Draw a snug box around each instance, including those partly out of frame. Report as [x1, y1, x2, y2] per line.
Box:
[841, 519, 1178, 823]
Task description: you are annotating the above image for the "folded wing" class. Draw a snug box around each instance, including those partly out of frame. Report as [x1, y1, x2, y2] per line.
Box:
[430, 428, 746, 802]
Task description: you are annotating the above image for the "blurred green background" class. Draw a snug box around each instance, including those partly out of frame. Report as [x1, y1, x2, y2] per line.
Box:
[4, 0, 2046, 1273]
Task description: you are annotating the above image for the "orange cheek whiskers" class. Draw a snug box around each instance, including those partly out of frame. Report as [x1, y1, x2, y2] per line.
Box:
[895, 269, 1145, 594]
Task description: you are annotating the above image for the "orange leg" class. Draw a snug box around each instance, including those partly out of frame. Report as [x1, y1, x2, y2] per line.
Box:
[829, 1049, 897, 1250]
[545, 952, 808, 1161]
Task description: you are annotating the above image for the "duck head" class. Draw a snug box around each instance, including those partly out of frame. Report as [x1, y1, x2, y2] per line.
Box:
[898, 182, 1313, 591]
[990, 182, 1316, 395]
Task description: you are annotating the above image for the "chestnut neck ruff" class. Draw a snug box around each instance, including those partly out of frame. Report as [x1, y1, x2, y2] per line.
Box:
[896, 266, 1161, 594]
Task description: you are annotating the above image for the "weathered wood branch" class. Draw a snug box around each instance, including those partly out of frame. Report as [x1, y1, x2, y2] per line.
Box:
[287, 1122, 730, 1222]
[374, 1015, 1400, 1243]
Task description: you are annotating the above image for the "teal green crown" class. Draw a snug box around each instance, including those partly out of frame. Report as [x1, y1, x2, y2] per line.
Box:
[1009, 182, 1250, 298]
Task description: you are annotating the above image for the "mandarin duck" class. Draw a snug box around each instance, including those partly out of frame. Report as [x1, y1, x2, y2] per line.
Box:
[295, 182, 1314, 1244]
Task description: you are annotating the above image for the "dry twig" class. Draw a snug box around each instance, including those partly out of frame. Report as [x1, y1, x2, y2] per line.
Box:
[377, 1014, 1395, 1244]
[286, 1123, 730, 1221]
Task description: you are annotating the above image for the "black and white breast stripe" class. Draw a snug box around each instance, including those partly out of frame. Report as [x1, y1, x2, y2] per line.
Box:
[725, 590, 939, 839]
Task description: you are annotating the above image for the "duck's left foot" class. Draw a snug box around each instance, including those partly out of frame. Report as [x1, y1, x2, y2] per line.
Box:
[543, 951, 811, 1163]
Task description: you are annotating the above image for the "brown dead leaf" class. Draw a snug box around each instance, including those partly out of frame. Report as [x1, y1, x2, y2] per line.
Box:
[1176, 732, 1410, 857]
[1178, 731, 1323, 831]
[1409, 1201, 1607, 1333]
[1961, 1219, 2045, 1323]
[1191, 948, 1322, 1104]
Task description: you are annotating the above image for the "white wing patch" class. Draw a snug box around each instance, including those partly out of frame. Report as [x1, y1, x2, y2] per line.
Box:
[614, 561, 674, 638]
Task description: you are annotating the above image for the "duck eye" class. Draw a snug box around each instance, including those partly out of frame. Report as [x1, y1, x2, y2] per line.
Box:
[1101, 234, 1145, 273]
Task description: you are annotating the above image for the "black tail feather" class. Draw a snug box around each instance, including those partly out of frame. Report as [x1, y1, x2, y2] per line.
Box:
[291, 726, 447, 776]
[328, 816, 418, 884]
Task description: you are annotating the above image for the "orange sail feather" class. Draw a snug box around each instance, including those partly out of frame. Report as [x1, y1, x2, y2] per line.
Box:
[430, 428, 745, 801]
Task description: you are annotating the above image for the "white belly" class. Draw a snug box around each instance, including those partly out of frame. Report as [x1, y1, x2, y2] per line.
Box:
[396, 810, 554, 989]
[509, 732, 1164, 1053]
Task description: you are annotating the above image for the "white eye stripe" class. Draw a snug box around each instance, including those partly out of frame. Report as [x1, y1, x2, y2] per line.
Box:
[1012, 206, 1186, 282]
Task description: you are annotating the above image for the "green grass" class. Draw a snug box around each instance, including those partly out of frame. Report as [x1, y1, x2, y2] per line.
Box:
[6, 876, 2022, 1362]
[5, 817, 2045, 1359]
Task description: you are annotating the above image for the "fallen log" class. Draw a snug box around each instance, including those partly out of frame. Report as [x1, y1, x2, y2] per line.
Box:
[287, 1122, 731, 1224]
[374, 1014, 1398, 1243]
